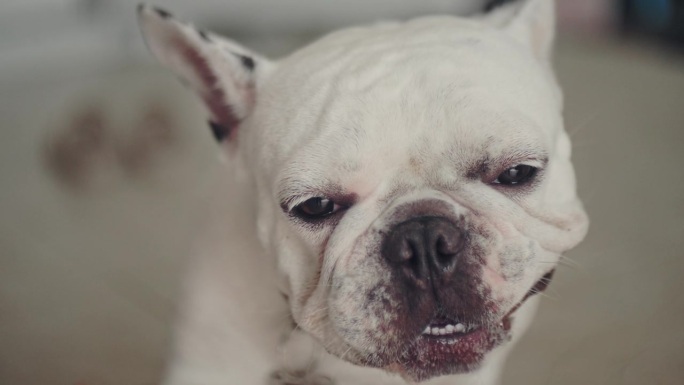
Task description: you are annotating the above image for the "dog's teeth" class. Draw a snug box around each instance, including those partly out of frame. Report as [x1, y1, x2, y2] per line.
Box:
[423, 322, 470, 336]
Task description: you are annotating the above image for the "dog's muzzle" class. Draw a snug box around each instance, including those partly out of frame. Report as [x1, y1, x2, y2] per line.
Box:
[339, 214, 557, 382]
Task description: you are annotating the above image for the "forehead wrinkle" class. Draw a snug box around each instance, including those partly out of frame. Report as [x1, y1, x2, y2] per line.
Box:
[276, 165, 324, 194]
[267, 87, 369, 188]
[427, 102, 552, 182]
[462, 142, 549, 180]
[275, 133, 363, 206]
[268, 29, 554, 164]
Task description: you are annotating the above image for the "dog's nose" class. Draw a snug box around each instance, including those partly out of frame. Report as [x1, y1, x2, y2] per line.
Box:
[382, 217, 464, 289]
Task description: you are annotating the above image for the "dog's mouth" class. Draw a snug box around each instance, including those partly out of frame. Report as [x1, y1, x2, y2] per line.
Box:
[420, 269, 555, 338]
[390, 270, 556, 382]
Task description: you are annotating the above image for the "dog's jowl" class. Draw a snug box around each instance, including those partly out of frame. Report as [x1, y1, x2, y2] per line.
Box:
[138, 0, 588, 384]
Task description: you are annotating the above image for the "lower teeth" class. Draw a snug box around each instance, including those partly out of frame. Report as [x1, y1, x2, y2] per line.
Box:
[422, 323, 467, 336]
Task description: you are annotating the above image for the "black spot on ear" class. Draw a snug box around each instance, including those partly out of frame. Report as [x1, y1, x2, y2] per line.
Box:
[197, 29, 212, 42]
[233, 53, 256, 72]
[153, 7, 173, 19]
[208, 120, 228, 142]
[240, 56, 255, 71]
[484, 0, 518, 12]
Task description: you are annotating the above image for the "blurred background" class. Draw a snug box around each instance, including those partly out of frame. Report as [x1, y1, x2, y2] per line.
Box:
[1, 0, 683, 384]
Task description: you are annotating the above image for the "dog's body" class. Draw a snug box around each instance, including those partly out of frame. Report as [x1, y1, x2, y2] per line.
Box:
[138, 1, 588, 384]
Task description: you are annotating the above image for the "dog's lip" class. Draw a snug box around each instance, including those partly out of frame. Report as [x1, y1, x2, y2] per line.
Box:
[503, 268, 556, 321]
[418, 269, 556, 339]
[393, 321, 505, 381]
[392, 269, 557, 381]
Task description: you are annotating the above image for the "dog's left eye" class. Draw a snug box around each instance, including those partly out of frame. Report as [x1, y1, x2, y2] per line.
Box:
[293, 197, 340, 219]
[493, 165, 538, 186]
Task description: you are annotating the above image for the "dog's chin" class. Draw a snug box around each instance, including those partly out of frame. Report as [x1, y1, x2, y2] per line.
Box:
[339, 270, 556, 383]
[382, 319, 510, 382]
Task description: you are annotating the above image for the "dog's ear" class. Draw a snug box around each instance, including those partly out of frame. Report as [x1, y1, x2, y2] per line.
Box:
[482, 0, 555, 61]
[137, 4, 273, 143]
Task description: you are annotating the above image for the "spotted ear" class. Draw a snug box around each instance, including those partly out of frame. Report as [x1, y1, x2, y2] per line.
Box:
[481, 0, 556, 62]
[137, 4, 273, 142]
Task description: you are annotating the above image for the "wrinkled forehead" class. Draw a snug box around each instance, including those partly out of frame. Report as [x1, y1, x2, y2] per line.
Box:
[256, 17, 561, 180]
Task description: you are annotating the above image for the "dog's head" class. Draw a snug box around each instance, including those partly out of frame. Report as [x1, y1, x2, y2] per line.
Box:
[139, 0, 588, 381]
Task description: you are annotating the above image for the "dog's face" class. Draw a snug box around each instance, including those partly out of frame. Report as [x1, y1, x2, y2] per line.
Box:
[139, 0, 588, 382]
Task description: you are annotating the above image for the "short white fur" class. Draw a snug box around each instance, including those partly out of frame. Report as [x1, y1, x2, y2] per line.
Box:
[138, 1, 588, 384]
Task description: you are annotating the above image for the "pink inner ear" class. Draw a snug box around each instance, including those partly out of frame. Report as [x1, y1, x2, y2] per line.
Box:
[173, 36, 241, 141]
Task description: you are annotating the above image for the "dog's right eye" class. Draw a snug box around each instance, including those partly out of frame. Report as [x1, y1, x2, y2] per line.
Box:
[493, 164, 538, 186]
[293, 197, 340, 220]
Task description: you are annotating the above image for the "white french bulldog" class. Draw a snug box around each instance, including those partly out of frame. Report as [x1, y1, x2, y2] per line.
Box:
[137, 0, 588, 384]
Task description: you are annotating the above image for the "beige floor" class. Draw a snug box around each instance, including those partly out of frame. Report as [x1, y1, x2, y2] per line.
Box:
[1, 35, 683, 385]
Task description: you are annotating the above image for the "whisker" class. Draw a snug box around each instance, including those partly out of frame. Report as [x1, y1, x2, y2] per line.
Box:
[566, 109, 602, 140]
[339, 344, 355, 362]
[537, 285, 560, 301]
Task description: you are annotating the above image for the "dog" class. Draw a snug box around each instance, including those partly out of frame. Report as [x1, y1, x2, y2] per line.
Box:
[137, 0, 588, 383]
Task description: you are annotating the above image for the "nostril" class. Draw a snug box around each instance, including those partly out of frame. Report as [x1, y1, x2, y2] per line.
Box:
[398, 239, 425, 283]
[397, 238, 414, 262]
[428, 222, 463, 270]
[436, 234, 459, 256]
[405, 241, 421, 275]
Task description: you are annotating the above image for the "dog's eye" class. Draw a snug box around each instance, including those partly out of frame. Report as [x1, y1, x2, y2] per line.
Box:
[293, 197, 339, 219]
[493, 165, 538, 186]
